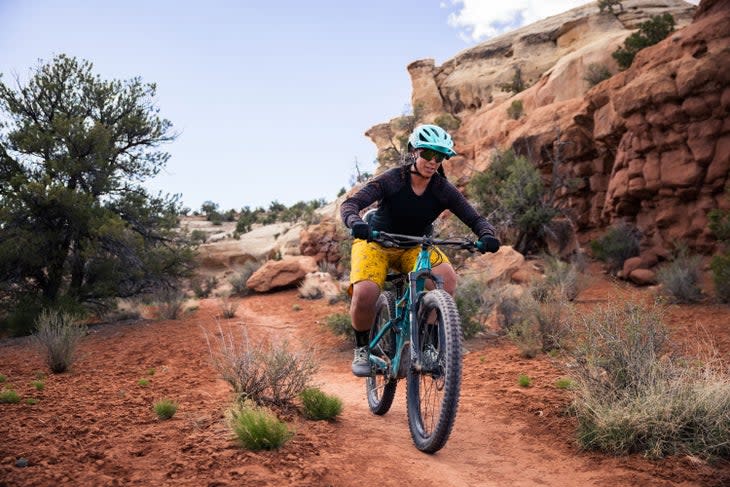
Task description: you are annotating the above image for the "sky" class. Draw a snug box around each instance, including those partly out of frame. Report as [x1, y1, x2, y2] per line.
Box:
[0, 0, 699, 212]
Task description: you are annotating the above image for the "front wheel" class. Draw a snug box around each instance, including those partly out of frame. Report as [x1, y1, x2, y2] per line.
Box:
[406, 289, 462, 453]
[366, 291, 397, 415]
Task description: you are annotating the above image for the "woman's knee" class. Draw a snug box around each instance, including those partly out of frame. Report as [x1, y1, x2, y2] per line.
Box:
[433, 264, 457, 295]
[351, 280, 380, 310]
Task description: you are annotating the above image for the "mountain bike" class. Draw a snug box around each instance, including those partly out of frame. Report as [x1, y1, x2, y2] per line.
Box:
[364, 230, 485, 453]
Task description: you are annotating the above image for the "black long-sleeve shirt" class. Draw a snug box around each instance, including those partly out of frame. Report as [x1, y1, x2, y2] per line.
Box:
[341, 164, 495, 239]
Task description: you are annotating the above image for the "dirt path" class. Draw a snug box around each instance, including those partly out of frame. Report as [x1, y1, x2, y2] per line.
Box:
[1, 284, 729, 486]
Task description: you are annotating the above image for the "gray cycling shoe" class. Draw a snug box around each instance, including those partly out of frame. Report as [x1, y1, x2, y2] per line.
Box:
[351, 346, 371, 377]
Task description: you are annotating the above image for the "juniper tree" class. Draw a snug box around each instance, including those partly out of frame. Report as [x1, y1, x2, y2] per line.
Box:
[0, 55, 195, 332]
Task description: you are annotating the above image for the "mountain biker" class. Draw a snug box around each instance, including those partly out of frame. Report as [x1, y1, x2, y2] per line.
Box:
[340, 124, 501, 377]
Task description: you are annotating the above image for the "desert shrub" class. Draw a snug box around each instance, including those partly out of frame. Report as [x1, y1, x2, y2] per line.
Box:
[656, 247, 703, 303]
[499, 285, 569, 355]
[711, 254, 730, 303]
[31, 380, 44, 391]
[555, 377, 575, 390]
[507, 99, 524, 120]
[598, 0, 623, 13]
[468, 150, 561, 255]
[228, 261, 260, 296]
[499, 66, 526, 94]
[455, 275, 498, 339]
[228, 402, 292, 450]
[33, 310, 87, 373]
[155, 287, 187, 320]
[539, 255, 584, 302]
[709, 208, 730, 303]
[190, 229, 207, 244]
[590, 222, 641, 274]
[207, 326, 318, 406]
[0, 389, 21, 403]
[300, 387, 343, 420]
[153, 399, 178, 420]
[191, 276, 218, 298]
[584, 63, 612, 87]
[298, 278, 324, 300]
[518, 374, 532, 387]
[565, 300, 730, 459]
[0, 374, 5, 382]
[217, 293, 238, 319]
[434, 113, 461, 131]
[613, 13, 675, 69]
[325, 313, 353, 338]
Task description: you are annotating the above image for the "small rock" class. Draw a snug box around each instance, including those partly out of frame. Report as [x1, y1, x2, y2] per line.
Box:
[15, 458, 29, 468]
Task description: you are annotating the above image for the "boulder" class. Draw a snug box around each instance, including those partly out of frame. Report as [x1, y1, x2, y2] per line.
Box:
[246, 256, 318, 293]
[462, 246, 525, 285]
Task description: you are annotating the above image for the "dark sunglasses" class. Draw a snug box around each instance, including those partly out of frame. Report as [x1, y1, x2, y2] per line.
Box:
[419, 149, 447, 163]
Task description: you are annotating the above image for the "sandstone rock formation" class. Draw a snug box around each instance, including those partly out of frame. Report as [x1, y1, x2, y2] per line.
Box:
[245, 256, 318, 293]
[366, 0, 729, 267]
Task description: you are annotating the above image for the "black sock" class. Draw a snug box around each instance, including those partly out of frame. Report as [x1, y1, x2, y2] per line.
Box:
[354, 329, 369, 348]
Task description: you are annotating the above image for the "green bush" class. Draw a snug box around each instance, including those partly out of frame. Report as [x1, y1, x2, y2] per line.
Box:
[612, 13, 675, 69]
[507, 100, 524, 120]
[467, 150, 561, 255]
[598, 0, 623, 13]
[584, 63, 613, 87]
[518, 374, 532, 387]
[656, 247, 703, 303]
[191, 276, 218, 298]
[229, 403, 293, 450]
[325, 313, 353, 338]
[153, 399, 178, 420]
[0, 389, 21, 403]
[590, 223, 641, 274]
[300, 387, 343, 420]
[711, 254, 730, 303]
[709, 208, 730, 303]
[565, 300, 730, 459]
[433, 113, 461, 131]
[190, 229, 207, 244]
[33, 310, 87, 374]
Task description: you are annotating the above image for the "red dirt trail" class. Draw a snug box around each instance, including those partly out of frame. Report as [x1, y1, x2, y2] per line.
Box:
[1, 276, 729, 486]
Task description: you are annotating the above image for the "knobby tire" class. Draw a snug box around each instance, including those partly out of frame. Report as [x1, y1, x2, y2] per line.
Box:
[406, 289, 462, 453]
[366, 291, 397, 415]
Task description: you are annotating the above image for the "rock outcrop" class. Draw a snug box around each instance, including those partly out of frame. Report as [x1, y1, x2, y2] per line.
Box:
[366, 0, 729, 265]
[245, 256, 318, 293]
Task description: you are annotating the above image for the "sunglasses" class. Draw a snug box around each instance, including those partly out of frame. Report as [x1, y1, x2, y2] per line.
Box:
[419, 149, 447, 163]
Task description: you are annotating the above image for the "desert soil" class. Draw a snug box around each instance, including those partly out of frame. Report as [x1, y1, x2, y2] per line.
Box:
[1, 272, 730, 487]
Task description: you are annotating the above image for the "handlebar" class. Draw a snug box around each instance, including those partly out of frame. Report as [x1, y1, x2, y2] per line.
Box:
[370, 230, 485, 252]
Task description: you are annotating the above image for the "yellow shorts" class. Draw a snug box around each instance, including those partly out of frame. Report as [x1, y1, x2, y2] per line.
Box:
[349, 239, 451, 293]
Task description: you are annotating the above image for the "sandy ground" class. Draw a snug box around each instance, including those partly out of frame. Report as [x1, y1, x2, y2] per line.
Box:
[1, 273, 729, 487]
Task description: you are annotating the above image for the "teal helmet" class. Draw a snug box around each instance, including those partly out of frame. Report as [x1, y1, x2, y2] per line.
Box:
[408, 124, 457, 158]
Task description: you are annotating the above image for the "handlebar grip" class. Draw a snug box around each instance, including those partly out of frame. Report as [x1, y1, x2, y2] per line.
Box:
[475, 240, 486, 253]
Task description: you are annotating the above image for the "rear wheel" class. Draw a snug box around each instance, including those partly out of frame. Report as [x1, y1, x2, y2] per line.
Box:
[366, 291, 397, 415]
[406, 289, 462, 453]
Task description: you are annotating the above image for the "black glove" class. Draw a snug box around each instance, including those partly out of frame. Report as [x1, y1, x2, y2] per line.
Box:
[351, 222, 372, 241]
[478, 235, 500, 254]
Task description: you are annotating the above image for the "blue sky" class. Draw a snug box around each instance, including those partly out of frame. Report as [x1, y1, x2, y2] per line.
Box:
[0, 0, 698, 212]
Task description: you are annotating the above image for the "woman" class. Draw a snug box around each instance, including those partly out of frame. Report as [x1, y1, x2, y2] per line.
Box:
[340, 124, 500, 376]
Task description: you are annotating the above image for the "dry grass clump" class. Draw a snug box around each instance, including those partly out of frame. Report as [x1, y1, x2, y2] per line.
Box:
[656, 247, 703, 303]
[217, 292, 238, 319]
[564, 300, 730, 459]
[155, 287, 187, 320]
[33, 310, 87, 373]
[206, 324, 318, 406]
[228, 261, 261, 296]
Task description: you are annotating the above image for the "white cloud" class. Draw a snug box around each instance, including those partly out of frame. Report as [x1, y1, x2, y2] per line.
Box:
[447, 0, 701, 42]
